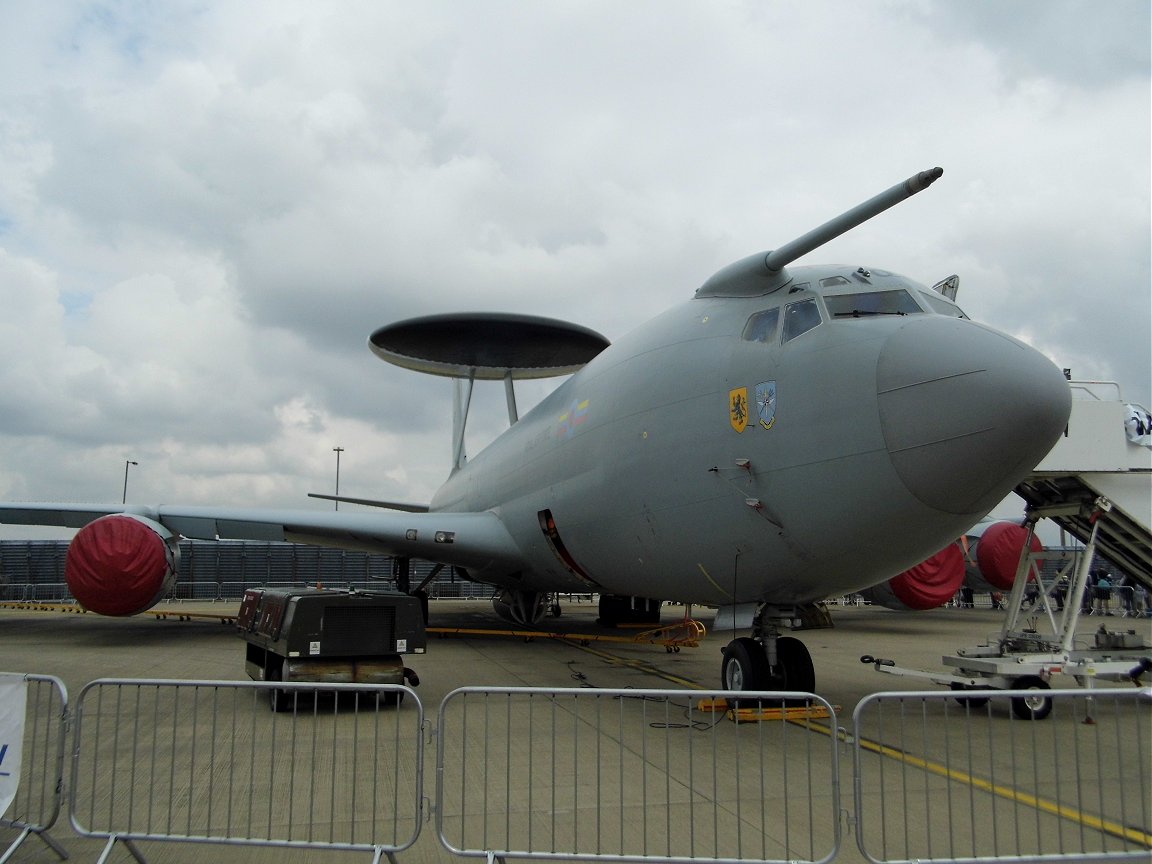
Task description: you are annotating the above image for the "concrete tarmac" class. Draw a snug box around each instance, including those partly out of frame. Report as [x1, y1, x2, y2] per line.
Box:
[2, 598, 1149, 863]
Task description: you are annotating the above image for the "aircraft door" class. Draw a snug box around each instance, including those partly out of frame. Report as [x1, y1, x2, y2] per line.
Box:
[538, 509, 599, 589]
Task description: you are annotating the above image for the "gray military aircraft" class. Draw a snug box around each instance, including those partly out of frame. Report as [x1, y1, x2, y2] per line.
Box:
[0, 168, 1073, 695]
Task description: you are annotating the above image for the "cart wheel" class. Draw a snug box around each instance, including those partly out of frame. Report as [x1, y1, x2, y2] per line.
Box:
[950, 683, 990, 709]
[267, 661, 292, 713]
[1010, 676, 1052, 720]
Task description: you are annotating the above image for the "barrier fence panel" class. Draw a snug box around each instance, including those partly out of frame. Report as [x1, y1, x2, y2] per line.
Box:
[0, 673, 70, 863]
[436, 686, 841, 864]
[69, 679, 425, 863]
[853, 687, 1152, 864]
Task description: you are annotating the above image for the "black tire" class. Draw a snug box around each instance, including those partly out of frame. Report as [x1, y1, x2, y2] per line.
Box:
[267, 659, 293, 713]
[269, 682, 293, 713]
[1011, 676, 1052, 720]
[759, 636, 815, 707]
[773, 636, 815, 693]
[721, 637, 769, 705]
[950, 683, 990, 709]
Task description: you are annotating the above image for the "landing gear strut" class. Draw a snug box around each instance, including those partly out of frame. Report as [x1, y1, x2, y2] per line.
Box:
[720, 605, 815, 702]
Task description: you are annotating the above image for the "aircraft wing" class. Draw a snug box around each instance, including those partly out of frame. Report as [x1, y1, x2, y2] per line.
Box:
[0, 502, 526, 573]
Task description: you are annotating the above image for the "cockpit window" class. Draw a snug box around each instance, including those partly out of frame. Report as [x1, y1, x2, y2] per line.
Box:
[741, 308, 780, 343]
[782, 298, 822, 342]
[824, 289, 923, 319]
[919, 290, 969, 318]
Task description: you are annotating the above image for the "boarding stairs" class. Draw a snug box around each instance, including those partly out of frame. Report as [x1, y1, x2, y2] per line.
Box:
[865, 381, 1152, 698]
[1014, 380, 1152, 590]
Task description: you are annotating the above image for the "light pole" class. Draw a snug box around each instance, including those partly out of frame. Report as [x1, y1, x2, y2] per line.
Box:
[332, 447, 344, 510]
[122, 460, 138, 504]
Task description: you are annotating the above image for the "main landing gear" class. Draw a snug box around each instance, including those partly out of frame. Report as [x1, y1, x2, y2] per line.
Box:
[721, 605, 815, 702]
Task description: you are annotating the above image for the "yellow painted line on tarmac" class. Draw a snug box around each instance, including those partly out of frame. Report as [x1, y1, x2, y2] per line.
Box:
[428, 622, 703, 650]
[569, 636, 1151, 849]
[561, 639, 705, 689]
[147, 609, 236, 624]
[1, 601, 89, 613]
[771, 717, 1151, 847]
[850, 732, 1152, 848]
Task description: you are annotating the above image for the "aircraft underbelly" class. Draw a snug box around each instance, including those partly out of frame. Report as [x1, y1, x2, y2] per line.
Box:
[533, 445, 951, 606]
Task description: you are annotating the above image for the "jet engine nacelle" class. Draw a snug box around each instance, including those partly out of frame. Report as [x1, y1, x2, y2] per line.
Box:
[963, 521, 1043, 592]
[65, 514, 180, 615]
[857, 542, 966, 610]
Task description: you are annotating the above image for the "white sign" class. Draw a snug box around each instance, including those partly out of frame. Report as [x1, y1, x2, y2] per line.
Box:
[0, 674, 27, 818]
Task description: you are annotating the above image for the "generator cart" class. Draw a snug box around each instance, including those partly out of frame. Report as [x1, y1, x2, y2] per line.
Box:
[237, 587, 426, 711]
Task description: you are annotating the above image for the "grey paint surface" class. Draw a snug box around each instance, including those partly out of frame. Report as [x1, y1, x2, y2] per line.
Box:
[0, 171, 1073, 614]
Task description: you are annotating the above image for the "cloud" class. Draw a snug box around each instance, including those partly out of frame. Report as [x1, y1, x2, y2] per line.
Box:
[923, 0, 1150, 87]
[0, 0, 1147, 523]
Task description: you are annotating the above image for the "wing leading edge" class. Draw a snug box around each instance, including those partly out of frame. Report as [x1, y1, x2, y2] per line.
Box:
[0, 502, 526, 574]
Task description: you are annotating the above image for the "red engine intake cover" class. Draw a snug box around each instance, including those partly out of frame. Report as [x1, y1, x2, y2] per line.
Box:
[976, 521, 1043, 590]
[887, 542, 966, 610]
[66, 515, 177, 616]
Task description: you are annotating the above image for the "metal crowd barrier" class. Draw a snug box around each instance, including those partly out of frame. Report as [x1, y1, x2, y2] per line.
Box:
[436, 686, 842, 863]
[853, 687, 1152, 863]
[0, 673, 70, 863]
[6, 674, 1150, 864]
[69, 679, 425, 864]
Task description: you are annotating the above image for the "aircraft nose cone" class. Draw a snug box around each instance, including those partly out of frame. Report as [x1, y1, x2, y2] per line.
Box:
[877, 318, 1071, 515]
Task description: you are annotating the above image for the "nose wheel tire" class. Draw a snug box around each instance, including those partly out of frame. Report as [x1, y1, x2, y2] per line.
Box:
[721, 637, 769, 705]
[769, 636, 815, 693]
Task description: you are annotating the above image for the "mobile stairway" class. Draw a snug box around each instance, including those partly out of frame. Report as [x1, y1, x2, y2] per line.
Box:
[864, 380, 1152, 718]
[1016, 380, 1151, 588]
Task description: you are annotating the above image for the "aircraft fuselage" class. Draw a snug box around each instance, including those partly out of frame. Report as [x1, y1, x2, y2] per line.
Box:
[431, 265, 1071, 607]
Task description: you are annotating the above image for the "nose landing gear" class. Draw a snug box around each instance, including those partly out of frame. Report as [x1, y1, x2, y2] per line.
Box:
[721, 605, 815, 703]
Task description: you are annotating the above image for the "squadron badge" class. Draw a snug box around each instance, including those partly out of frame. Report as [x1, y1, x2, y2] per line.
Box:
[558, 398, 590, 440]
[756, 380, 777, 430]
[729, 387, 749, 433]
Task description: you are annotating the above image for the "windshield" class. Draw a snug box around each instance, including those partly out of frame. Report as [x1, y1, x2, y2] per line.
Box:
[918, 290, 969, 318]
[824, 289, 923, 318]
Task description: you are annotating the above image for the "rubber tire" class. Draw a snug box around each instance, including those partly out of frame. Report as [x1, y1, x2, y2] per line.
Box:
[772, 636, 815, 694]
[268, 663, 292, 714]
[950, 683, 990, 709]
[1011, 676, 1052, 720]
[721, 637, 769, 705]
[760, 636, 815, 708]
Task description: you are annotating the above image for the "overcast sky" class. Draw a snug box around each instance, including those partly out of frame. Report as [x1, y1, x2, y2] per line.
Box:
[1, 1, 1148, 536]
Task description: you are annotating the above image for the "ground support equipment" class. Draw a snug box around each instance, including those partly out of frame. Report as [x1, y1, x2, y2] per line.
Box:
[862, 498, 1151, 719]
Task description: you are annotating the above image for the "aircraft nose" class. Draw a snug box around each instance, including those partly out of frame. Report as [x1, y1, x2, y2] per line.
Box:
[877, 318, 1071, 515]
